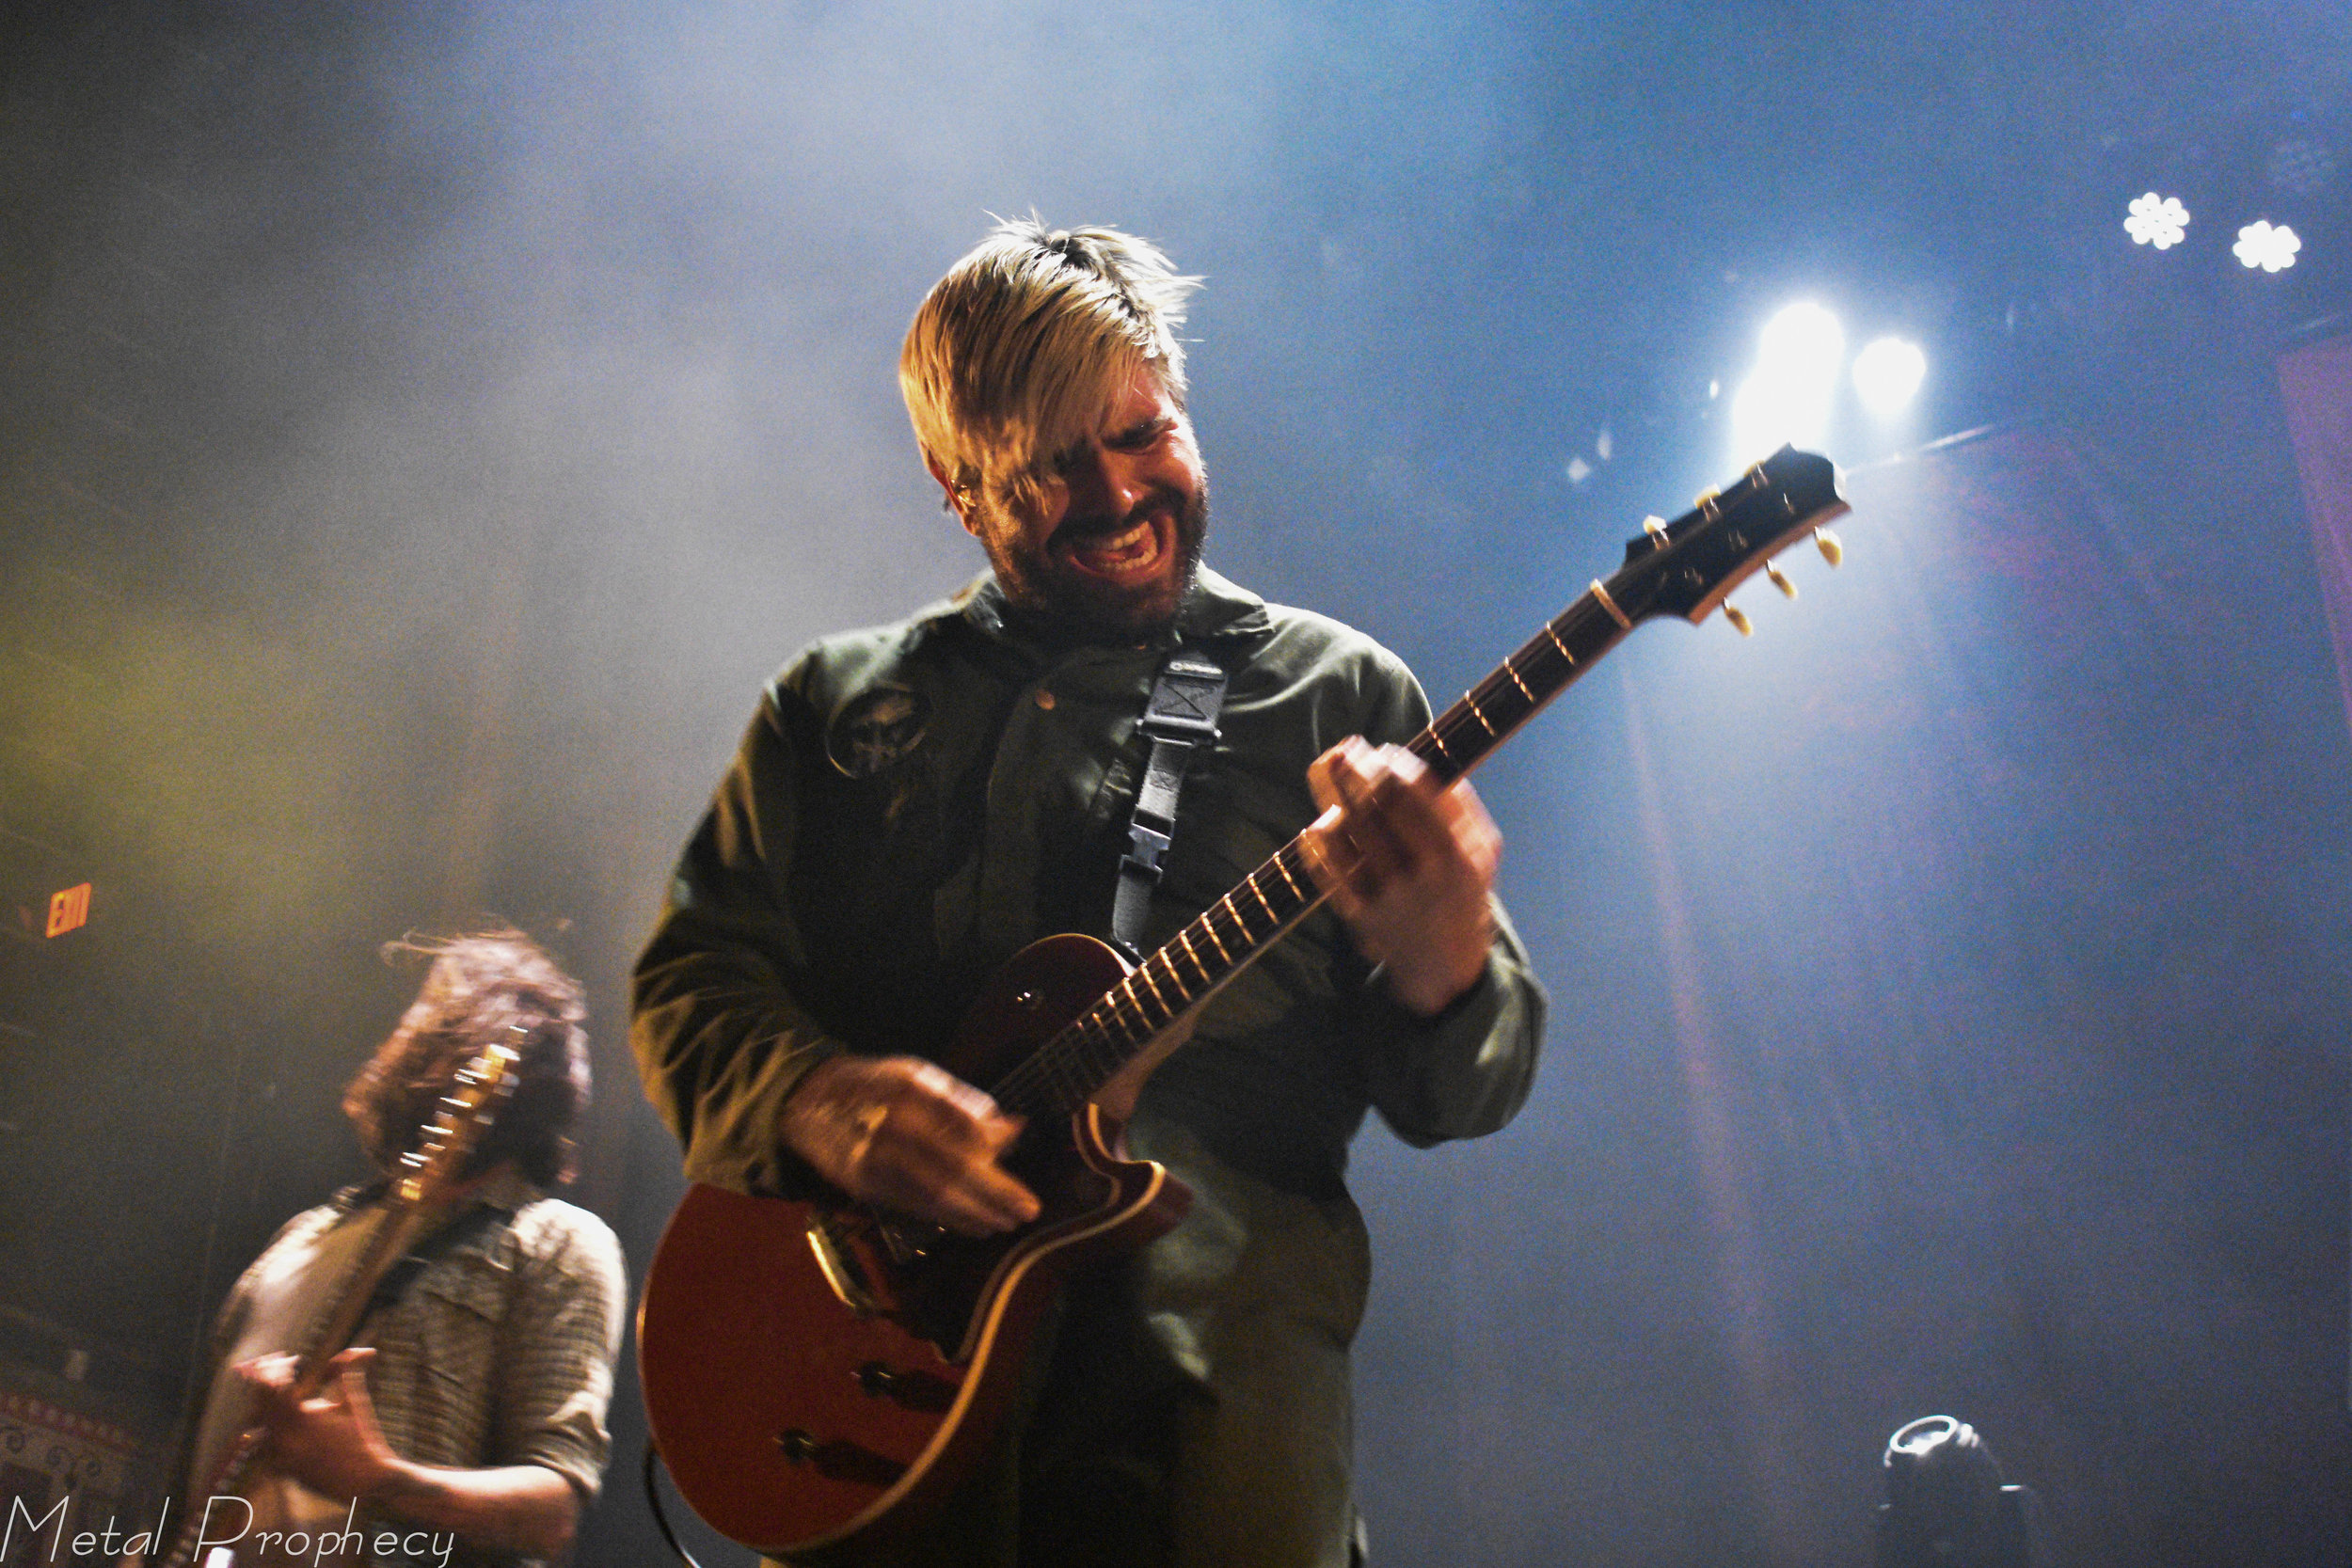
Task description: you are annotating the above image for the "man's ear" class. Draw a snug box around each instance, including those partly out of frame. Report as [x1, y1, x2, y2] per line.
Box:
[926, 453, 982, 538]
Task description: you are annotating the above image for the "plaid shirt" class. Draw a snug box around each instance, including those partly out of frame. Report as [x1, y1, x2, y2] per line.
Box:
[197, 1170, 626, 1568]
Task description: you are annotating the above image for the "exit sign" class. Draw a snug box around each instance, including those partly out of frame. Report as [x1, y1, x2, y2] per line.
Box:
[46, 882, 91, 937]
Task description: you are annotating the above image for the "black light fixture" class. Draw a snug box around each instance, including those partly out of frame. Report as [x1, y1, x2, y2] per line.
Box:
[1874, 1415, 2052, 1568]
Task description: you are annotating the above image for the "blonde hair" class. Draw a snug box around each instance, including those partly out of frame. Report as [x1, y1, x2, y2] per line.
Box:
[900, 217, 1202, 510]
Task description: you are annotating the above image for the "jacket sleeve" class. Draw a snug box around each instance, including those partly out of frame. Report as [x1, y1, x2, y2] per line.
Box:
[1339, 646, 1549, 1146]
[630, 673, 846, 1196]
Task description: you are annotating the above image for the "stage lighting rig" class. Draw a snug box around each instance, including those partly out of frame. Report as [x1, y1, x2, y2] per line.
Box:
[1875, 1416, 2050, 1568]
[2123, 191, 2191, 250]
[2233, 219, 2303, 273]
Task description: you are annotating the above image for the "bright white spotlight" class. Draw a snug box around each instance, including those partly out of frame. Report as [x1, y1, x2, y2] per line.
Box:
[1852, 337, 1927, 418]
[1730, 303, 1844, 461]
[1756, 302, 1845, 383]
[2233, 219, 2301, 272]
[1729, 371, 1833, 462]
[2124, 191, 2190, 249]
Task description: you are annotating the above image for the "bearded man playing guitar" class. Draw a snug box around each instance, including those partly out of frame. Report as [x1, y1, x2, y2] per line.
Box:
[150, 931, 626, 1568]
[632, 220, 1547, 1568]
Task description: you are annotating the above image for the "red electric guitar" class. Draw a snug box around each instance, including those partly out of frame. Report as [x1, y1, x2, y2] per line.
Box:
[638, 447, 1851, 1560]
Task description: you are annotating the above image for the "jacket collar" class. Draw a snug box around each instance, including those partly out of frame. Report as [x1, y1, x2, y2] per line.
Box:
[936, 565, 1273, 650]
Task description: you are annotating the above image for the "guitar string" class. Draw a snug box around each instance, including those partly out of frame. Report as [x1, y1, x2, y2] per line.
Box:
[984, 573, 1676, 1120]
[986, 599, 1610, 1120]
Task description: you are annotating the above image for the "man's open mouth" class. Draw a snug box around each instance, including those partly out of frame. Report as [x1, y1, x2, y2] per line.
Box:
[1057, 510, 1171, 585]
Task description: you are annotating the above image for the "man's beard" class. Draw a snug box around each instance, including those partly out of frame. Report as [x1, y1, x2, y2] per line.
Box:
[985, 482, 1210, 644]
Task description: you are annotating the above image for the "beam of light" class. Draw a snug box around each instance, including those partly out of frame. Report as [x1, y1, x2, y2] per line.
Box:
[2123, 191, 2191, 249]
[2233, 219, 2302, 273]
[1731, 302, 1844, 463]
[1851, 337, 1927, 419]
[1619, 669, 1805, 1561]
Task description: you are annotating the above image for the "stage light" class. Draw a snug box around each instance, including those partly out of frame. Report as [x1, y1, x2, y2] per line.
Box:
[2124, 192, 2191, 249]
[1852, 338, 1927, 418]
[1730, 303, 1844, 461]
[2233, 220, 2301, 273]
[1756, 302, 1846, 383]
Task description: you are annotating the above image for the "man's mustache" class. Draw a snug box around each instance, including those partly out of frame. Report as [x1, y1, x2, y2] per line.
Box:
[1052, 488, 1184, 547]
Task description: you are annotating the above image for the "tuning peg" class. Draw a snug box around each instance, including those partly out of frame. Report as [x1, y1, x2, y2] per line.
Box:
[1813, 526, 1844, 566]
[1764, 562, 1797, 599]
[1723, 602, 1754, 637]
[1642, 515, 1668, 545]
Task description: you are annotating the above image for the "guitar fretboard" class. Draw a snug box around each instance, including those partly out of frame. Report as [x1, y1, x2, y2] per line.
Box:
[986, 583, 1641, 1122]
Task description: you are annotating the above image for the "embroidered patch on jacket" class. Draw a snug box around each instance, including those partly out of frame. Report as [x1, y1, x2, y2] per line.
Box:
[827, 684, 931, 778]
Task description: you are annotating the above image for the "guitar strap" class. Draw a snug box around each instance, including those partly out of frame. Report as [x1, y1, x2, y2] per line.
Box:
[1109, 650, 1229, 960]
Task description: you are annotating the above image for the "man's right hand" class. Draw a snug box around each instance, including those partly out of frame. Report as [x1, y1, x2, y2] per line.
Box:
[779, 1054, 1041, 1236]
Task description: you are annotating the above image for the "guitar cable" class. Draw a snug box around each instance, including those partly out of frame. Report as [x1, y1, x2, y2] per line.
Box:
[642, 1440, 718, 1568]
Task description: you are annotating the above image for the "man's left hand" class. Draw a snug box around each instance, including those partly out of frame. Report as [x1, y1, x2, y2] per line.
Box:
[237, 1346, 400, 1502]
[1304, 736, 1499, 1015]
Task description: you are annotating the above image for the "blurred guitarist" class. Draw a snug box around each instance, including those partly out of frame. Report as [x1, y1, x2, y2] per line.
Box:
[150, 930, 625, 1567]
[632, 221, 1549, 1567]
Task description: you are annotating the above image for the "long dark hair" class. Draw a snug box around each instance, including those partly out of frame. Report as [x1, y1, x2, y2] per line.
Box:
[342, 928, 591, 1186]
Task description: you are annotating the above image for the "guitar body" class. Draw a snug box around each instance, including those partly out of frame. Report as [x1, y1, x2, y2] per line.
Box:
[637, 933, 1195, 1560]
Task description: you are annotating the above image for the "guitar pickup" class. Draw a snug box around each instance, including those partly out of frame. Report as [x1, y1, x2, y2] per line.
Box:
[855, 1359, 957, 1412]
[775, 1428, 908, 1488]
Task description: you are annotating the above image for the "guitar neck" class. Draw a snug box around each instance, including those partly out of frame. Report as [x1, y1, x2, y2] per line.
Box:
[991, 579, 1637, 1121]
[990, 446, 1848, 1121]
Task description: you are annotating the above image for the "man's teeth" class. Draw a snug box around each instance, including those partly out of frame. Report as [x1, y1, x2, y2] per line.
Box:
[1073, 519, 1157, 562]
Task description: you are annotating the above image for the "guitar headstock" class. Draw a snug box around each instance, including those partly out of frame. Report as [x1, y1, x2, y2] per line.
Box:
[1613, 447, 1851, 627]
[393, 1026, 526, 1205]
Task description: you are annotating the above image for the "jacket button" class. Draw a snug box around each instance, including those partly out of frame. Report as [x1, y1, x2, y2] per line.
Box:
[1035, 689, 1057, 709]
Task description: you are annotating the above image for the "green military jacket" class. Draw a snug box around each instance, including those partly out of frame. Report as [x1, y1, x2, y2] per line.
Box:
[631, 566, 1546, 1566]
